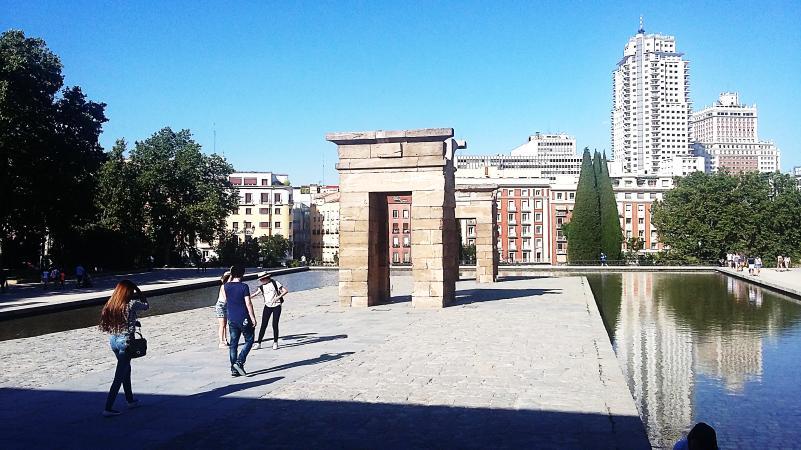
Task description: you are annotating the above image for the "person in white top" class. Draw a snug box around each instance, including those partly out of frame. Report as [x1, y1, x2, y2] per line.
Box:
[252, 271, 288, 350]
[214, 271, 232, 348]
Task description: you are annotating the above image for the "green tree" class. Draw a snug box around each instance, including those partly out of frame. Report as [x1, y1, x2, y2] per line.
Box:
[1, 30, 107, 270]
[125, 128, 238, 265]
[567, 148, 600, 263]
[651, 171, 801, 261]
[259, 235, 292, 267]
[598, 152, 623, 260]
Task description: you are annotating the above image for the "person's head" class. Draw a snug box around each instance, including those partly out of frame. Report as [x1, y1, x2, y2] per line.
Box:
[220, 271, 232, 284]
[257, 271, 271, 284]
[100, 280, 142, 333]
[230, 265, 245, 279]
[687, 422, 718, 450]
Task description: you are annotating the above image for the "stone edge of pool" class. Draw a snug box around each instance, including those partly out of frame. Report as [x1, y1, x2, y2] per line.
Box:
[716, 267, 801, 300]
[0, 267, 310, 320]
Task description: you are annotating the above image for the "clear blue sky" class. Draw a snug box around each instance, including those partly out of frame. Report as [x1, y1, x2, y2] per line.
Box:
[3, 0, 800, 184]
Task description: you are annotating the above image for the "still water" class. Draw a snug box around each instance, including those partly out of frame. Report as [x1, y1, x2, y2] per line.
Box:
[587, 272, 801, 449]
[0, 270, 338, 341]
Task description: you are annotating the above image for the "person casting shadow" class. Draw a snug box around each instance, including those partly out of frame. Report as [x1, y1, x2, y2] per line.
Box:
[99, 280, 149, 417]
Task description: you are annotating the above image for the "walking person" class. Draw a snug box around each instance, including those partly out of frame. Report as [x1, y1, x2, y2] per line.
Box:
[777, 255, 784, 271]
[785, 255, 792, 270]
[0, 269, 8, 293]
[253, 271, 289, 350]
[99, 280, 149, 417]
[214, 271, 232, 348]
[755, 256, 762, 276]
[225, 265, 257, 377]
[75, 264, 85, 287]
[41, 268, 49, 289]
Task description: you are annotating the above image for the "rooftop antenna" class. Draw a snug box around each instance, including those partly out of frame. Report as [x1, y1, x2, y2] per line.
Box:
[638, 15, 645, 34]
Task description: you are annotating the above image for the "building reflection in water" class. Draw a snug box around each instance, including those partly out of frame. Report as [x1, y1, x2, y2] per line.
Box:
[593, 272, 781, 449]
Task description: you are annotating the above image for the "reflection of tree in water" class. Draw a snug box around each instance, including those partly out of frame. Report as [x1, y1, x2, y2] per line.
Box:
[654, 274, 801, 336]
[586, 273, 623, 342]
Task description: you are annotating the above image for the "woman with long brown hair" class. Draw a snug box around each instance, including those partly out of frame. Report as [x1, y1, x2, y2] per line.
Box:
[99, 279, 149, 417]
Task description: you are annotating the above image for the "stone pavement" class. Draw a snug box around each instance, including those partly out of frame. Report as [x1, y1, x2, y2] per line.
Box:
[0, 267, 299, 319]
[717, 267, 801, 299]
[0, 276, 649, 449]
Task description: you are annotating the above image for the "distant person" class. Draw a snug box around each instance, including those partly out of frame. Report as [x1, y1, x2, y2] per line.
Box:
[214, 271, 232, 348]
[99, 280, 149, 417]
[147, 255, 154, 271]
[0, 270, 8, 293]
[747, 256, 755, 275]
[59, 268, 66, 288]
[225, 265, 257, 376]
[75, 264, 86, 287]
[300, 255, 307, 266]
[755, 257, 762, 276]
[600, 252, 607, 267]
[674, 422, 718, 450]
[253, 271, 289, 350]
[785, 255, 791, 270]
[41, 268, 49, 289]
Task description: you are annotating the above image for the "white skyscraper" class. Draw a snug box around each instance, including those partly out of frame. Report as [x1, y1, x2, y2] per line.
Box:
[612, 20, 692, 176]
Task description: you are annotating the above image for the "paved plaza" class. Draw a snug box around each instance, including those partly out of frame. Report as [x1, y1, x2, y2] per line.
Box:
[0, 275, 648, 449]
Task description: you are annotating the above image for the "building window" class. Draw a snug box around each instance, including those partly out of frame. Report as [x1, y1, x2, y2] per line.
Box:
[259, 208, 269, 214]
[261, 179, 270, 186]
[274, 193, 282, 203]
[275, 208, 281, 215]
[393, 252, 400, 263]
[243, 177, 257, 186]
[535, 213, 542, 222]
[468, 226, 475, 236]
[535, 200, 542, 209]
[392, 210, 399, 218]
[244, 193, 252, 204]
[521, 189, 529, 196]
[402, 209, 409, 219]
[392, 224, 399, 234]
[508, 213, 514, 222]
[522, 213, 530, 222]
[274, 222, 281, 229]
[535, 225, 542, 234]
[625, 193, 632, 199]
[403, 223, 409, 233]
[393, 237, 400, 248]
[261, 193, 269, 203]
[245, 208, 251, 215]
[508, 200, 514, 210]
[243, 221, 252, 229]
[403, 236, 410, 247]
[507, 189, 514, 196]
[556, 192, 563, 200]
[403, 252, 410, 263]
[569, 192, 575, 200]
[229, 177, 242, 185]
[259, 222, 270, 228]
[232, 222, 239, 230]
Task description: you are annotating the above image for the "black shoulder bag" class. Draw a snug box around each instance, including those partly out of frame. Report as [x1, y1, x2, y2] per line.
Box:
[126, 325, 148, 358]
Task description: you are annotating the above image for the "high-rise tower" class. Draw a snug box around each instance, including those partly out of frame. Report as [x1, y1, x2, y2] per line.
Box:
[612, 19, 692, 176]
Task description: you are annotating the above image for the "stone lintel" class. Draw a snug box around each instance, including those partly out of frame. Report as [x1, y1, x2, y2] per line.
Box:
[326, 128, 454, 145]
[455, 184, 498, 193]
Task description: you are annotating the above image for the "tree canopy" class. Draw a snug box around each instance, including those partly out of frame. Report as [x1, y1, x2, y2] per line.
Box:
[1, 30, 107, 270]
[567, 148, 601, 262]
[650, 171, 801, 261]
[96, 128, 239, 266]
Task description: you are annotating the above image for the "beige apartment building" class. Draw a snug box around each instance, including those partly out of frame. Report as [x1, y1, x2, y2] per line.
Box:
[310, 190, 340, 264]
[227, 171, 294, 244]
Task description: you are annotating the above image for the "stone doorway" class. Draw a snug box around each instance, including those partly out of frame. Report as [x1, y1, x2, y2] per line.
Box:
[455, 184, 499, 283]
[327, 128, 465, 308]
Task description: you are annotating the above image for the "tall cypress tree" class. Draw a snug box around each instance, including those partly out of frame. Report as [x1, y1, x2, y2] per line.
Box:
[567, 148, 600, 263]
[598, 152, 623, 260]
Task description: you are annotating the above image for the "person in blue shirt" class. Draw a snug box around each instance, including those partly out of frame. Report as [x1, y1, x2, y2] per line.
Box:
[224, 265, 257, 376]
[674, 422, 718, 450]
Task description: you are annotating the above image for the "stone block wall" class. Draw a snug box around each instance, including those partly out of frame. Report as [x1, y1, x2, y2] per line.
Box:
[455, 185, 499, 283]
[327, 128, 462, 308]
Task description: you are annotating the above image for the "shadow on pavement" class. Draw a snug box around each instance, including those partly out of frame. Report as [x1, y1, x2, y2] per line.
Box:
[453, 288, 562, 305]
[0, 386, 650, 449]
[275, 334, 348, 348]
[246, 352, 355, 377]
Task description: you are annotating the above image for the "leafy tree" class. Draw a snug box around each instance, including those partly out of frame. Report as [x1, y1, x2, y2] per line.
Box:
[0, 30, 107, 270]
[259, 235, 292, 267]
[651, 171, 801, 261]
[567, 148, 600, 263]
[598, 152, 623, 260]
[124, 128, 238, 265]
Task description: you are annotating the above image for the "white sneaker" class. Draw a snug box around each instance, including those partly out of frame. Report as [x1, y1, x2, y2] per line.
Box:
[254, 343, 261, 350]
[272, 342, 278, 350]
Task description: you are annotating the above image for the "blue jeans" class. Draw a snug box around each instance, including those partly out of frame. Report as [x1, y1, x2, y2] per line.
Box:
[105, 334, 133, 410]
[228, 320, 254, 369]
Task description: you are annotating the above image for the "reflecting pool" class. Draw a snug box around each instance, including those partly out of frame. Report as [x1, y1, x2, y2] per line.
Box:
[588, 272, 801, 449]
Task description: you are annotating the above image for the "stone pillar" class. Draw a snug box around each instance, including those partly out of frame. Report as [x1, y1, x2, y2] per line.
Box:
[328, 128, 464, 308]
[455, 184, 499, 283]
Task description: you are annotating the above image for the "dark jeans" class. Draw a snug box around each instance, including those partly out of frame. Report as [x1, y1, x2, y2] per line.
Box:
[257, 305, 282, 344]
[105, 335, 134, 410]
[228, 320, 255, 368]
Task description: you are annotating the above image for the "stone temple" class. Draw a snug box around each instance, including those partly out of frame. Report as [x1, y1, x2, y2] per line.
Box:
[327, 128, 467, 308]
